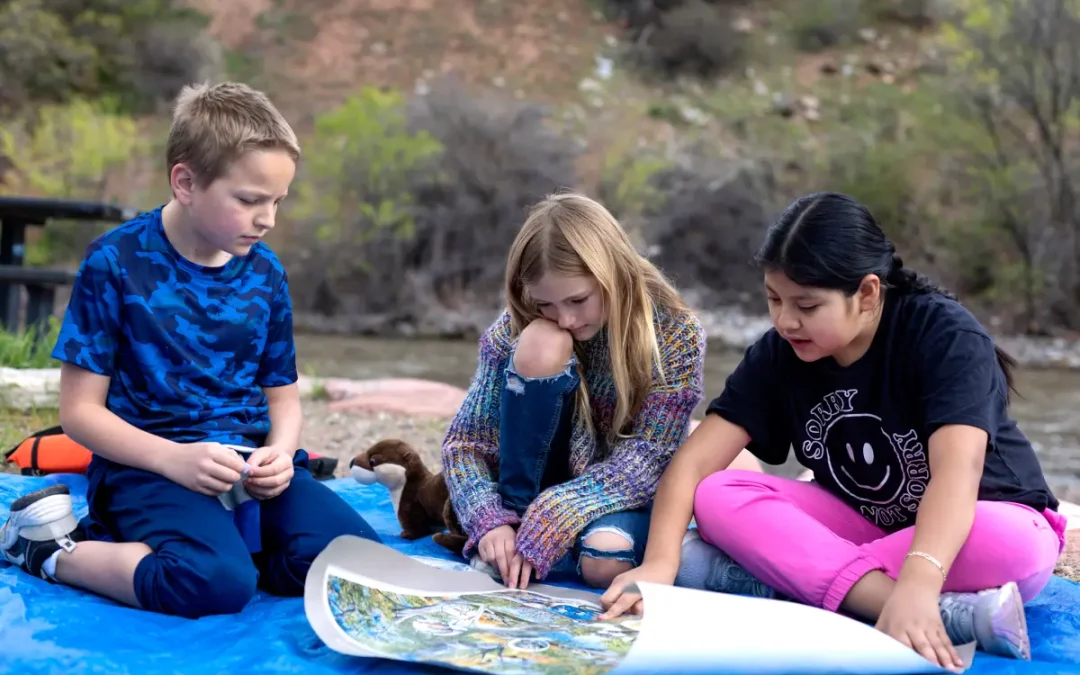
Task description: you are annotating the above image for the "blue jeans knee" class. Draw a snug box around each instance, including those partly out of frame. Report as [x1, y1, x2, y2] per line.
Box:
[576, 508, 651, 571]
[496, 352, 579, 514]
[546, 507, 652, 580]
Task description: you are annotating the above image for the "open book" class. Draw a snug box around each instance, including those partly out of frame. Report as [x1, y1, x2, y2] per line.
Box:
[304, 536, 973, 675]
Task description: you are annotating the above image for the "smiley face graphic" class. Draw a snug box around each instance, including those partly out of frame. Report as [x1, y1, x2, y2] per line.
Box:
[823, 413, 906, 505]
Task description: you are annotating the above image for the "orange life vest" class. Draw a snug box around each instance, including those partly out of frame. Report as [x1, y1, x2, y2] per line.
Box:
[4, 426, 93, 476]
[4, 427, 340, 479]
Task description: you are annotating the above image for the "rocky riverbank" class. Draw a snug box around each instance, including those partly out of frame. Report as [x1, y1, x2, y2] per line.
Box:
[294, 303, 1080, 370]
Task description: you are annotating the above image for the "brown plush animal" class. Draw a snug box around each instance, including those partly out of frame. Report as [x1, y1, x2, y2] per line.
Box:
[349, 438, 467, 555]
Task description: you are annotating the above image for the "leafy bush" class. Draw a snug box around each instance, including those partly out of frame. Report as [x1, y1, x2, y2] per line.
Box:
[607, 0, 747, 78]
[401, 76, 581, 319]
[0, 318, 61, 369]
[872, 0, 954, 28]
[0, 0, 216, 115]
[0, 1, 97, 113]
[787, 0, 863, 52]
[284, 77, 581, 332]
[284, 87, 443, 316]
[597, 142, 673, 238]
[638, 144, 778, 304]
[0, 98, 144, 264]
[806, 80, 942, 264]
[931, 0, 1080, 331]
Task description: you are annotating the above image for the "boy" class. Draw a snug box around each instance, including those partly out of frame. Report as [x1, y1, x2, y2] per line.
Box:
[0, 82, 379, 619]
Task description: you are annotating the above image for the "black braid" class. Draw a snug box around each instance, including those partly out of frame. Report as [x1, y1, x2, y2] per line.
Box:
[885, 253, 958, 300]
[886, 254, 1018, 399]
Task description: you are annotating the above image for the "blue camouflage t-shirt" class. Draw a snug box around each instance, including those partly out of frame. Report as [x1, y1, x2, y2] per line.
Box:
[51, 207, 297, 448]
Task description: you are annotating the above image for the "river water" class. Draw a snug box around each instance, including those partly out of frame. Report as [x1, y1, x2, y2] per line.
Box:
[295, 334, 1080, 501]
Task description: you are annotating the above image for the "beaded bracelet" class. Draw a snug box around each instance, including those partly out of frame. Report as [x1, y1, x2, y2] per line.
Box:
[905, 551, 948, 582]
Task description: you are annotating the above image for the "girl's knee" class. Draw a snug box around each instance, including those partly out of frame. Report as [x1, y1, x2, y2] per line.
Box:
[954, 503, 1064, 597]
[694, 469, 769, 513]
[513, 319, 573, 379]
[973, 502, 1062, 562]
[580, 530, 636, 589]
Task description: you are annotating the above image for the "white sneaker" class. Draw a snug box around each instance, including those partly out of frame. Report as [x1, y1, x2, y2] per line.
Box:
[1, 484, 82, 580]
[939, 581, 1030, 660]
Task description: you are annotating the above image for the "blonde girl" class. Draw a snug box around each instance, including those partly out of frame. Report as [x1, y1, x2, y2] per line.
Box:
[441, 192, 706, 590]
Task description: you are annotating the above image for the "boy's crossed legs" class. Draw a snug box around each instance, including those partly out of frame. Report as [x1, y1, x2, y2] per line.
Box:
[2, 453, 379, 618]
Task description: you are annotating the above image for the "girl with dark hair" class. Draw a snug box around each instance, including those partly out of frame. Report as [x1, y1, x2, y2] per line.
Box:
[599, 192, 1066, 671]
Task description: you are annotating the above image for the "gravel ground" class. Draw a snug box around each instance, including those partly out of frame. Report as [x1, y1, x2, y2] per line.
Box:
[299, 399, 451, 474]
[1057, 538, 1080, 582]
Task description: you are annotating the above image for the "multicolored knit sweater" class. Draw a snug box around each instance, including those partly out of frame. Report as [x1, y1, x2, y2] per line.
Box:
[441, 308, 706, 579]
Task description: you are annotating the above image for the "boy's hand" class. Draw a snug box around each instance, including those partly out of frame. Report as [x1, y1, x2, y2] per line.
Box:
[243, 447, 294, 500]
[163, 442, 248, 496]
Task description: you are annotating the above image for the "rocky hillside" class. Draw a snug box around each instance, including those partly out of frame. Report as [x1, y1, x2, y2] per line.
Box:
[3, 0, 1079, 341]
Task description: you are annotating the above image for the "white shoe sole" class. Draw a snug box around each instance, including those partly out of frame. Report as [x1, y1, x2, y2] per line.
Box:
[981, 581, 1031, 660]
[1, 492, 78, 549]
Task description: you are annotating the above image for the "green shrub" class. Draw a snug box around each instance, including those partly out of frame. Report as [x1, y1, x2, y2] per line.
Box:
[282, 77, 581, 327]
[0, 0, 215, 115]
[289, 87, 443, 250]
[645, 0, 747, 77]
[871, 0, 953, 28]
[598, 142, 673, 233]
[284, 86, 444, 315]
[933, 0, 1080, 329]
[787, 0, 863, 52]
[0, 318, 61, 369]
[0, 98, 145, 264]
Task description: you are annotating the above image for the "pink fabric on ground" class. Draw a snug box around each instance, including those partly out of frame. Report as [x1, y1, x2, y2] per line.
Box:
[693, 470, 1067, 612]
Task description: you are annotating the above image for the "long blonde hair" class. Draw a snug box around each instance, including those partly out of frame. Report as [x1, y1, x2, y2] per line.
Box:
[505, 192, 689, 440]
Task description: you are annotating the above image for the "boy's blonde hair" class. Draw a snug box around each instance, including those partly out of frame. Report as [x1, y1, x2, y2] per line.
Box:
[166, 81, 300, 186]
[505, 192, 690, 440]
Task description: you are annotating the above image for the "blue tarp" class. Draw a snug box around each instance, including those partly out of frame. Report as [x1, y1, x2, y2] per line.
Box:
[1, 472, 1078, 675]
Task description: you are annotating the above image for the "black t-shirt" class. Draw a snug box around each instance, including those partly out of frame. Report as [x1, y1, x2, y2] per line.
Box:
[707, 291, 1059, 532]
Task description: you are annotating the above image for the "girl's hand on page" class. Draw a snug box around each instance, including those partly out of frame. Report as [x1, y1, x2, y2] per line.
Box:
[506, 553, 533, 590]
[598, 561, 678, 620]
[478, 525, 517, 583]
[876, 585, 963, 673]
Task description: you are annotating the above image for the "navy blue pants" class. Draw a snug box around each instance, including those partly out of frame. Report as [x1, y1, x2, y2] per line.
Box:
[496, 352, 650, 578]
[82, 450, 379, 619]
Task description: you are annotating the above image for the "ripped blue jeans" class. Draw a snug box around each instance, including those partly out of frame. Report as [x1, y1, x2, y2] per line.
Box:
[498, 351, 651, 579]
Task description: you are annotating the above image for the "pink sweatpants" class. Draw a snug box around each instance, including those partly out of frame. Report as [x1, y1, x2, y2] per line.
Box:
[694, 470, 1068, 612]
